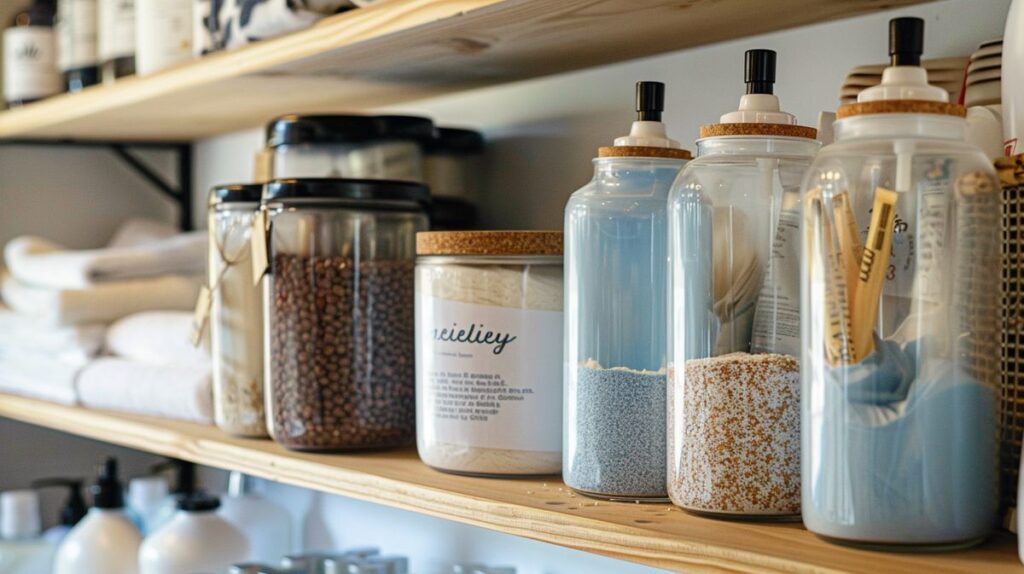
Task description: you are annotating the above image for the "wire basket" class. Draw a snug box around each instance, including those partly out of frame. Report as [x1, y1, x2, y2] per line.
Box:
[1000, 154, 1024, 518]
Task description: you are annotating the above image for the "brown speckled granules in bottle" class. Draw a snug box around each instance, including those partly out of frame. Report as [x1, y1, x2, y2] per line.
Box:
[668, 352, 800, 518]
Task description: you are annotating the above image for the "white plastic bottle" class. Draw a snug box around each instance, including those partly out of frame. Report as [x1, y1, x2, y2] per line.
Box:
[218, 472, 292, 563]
[139, 492, 249, 574]
[127, 475, 172, 536]
[0, 490, 55, 574]
[54, 458, 142, 574]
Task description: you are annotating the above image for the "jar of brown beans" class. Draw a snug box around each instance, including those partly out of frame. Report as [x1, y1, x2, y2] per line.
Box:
[261, 178, 428, 451]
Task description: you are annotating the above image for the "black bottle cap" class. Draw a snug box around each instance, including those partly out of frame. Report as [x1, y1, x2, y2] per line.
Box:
[635, 81, 665, 122]
[176, 492, 221, 512]
[889, 17, 924, 67]
[31, 477, 87, 526]
[91, 458, 124, 510]
[745, 49, 776, 95]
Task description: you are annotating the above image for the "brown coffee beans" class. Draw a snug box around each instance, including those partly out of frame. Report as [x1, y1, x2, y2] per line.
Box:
[269, 253, 415, 451]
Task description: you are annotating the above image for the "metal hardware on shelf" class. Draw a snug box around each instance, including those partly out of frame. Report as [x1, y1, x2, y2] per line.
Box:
[0, 139, 194, 230]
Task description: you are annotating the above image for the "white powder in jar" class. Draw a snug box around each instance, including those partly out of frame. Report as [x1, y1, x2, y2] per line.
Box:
[416, 262, 563, 476]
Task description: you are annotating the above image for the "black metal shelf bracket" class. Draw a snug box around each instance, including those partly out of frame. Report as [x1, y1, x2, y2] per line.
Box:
[1, 139, 195, 230]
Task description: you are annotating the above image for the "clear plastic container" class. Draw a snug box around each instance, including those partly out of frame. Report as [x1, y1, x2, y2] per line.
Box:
[415, 231, 563, 477]
[667, 49, 819, 519]
[208, 184, 268, 438]
[261, 178, 428, 451]
[564, 81, 691, 501]
[267, 115, 434, 182]
[801, 18, 1000, 549]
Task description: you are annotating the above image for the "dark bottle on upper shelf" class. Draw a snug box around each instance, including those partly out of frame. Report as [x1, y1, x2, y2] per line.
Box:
[56, 0, 100, 92]
[3, 0, 62, 107]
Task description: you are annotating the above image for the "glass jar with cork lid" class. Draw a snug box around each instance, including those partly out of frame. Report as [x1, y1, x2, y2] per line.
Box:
[667, 49, 819, 520]
[415, 231, 564, 477]
[257, 178, 429, 452]
[564, 81, 691, 501]
[801, 18, 999, 549]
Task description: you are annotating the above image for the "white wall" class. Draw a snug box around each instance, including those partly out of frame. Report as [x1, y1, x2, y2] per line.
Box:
[0, 0, 1012, 573]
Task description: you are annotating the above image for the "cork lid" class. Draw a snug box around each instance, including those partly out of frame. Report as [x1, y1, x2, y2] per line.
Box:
[417, 231, 563, 256]
[837, 99, 966, 119]
[997, 154, 1024, 186]
[598, 146, 692, 159]
[699, 123, 817, 139]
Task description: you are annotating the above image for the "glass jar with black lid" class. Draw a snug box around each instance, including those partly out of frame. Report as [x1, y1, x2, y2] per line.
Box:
[423, 127, 485, 230]
[266, 114, 435, 182]
[260, 178, 429, 451]
[208, 183, 267, 438]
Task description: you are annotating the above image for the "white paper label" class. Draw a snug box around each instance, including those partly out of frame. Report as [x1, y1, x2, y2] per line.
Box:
[56, 0, 99, 70]
[416, 297, 563, 452]
[99, 0, 135, 61]
[3, 28, 61, 102]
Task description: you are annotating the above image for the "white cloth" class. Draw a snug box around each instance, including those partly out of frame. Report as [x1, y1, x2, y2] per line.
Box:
[4, 231, 206, 290]
[1, 274, 203, 326]
[0, 352, 80, 405]
[106, 219, 179, 248]
[0, 305, 104, 364]
[76, 358, 213, 423]
[106, 312, 209, 366]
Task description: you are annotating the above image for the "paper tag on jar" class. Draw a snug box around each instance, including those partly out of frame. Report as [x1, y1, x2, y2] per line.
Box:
[251, 208, 269, 285]
[416, 297, 563, 453]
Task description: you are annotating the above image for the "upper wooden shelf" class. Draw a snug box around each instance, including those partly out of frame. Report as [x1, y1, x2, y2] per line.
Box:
[0, 393, 1017, 574]
[0, 0, 932, 142]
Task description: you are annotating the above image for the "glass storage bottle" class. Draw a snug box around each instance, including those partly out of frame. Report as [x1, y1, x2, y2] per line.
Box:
[261, 178, 428, 451]
[667, 50, 819, 519]
[266, 115, 434, 182]
[801, 18, 999, 549]
[564, 81, 691, 501]
[208, 184, 268, 438]
[415, 231, 564, 477]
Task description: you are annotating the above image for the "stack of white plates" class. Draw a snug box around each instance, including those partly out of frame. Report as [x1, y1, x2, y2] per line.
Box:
[966, 37, 1003, 107]
[839, 57, 969, 105]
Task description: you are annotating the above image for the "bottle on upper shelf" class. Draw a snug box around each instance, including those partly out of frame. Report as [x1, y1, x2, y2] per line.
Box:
[3, 0, 62, 107]
[98, 0, 135, 81]
[56, 0, 100, 92]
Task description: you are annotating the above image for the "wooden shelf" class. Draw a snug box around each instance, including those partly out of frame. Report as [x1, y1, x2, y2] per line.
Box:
[0, 0, 933, 142]
[0, 393, 1017, 573]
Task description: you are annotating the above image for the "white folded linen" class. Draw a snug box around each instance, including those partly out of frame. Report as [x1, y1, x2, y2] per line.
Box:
[106, 311, 209, 366]
[76, 358, 213, 423]
[0, 352, 81, 405]
[5, 231, 206, 290]
[1, 274, 203, 326]
[0, 305, 105, 364]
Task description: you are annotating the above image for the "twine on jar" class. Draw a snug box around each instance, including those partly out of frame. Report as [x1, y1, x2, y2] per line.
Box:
[190, 218, 253, 346]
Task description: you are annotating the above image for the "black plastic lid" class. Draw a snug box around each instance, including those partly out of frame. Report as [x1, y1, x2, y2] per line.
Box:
[151, 459, 197, 496]
[264, 178, 430, 210]
[177, 492, 221, 512]
[209, 183, 262, 205]
[889, 17, 924, 67]
[91, 458, 124, 510]
[635, 81, 665, 122]
[266, 114, 435, 148]
[424, 128, 485, 155]
[745, 49, 776, 95]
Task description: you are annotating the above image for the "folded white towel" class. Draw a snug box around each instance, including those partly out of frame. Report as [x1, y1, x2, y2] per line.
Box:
[1, 274, 203, 326]
[106, 311, 209, 366]
[0, 352, 81, 405]
[0, 305, 105, 364]
[5, 232, 206, 290]
[76, 358, 213, 423]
